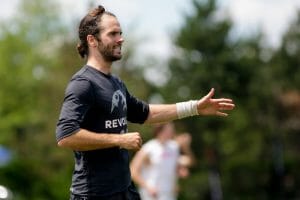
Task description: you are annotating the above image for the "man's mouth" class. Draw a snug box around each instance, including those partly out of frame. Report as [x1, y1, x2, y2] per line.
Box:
[114, 46, 122, 54]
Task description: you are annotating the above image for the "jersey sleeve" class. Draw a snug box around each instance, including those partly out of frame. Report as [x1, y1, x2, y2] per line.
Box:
[126, 88, 149, 124]
[56, 77, 94, 141]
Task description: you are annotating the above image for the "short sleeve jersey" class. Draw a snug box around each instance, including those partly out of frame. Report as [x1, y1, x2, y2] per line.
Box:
[56, 65, 149, 197]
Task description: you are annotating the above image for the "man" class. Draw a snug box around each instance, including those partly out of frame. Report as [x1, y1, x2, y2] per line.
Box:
[56, 5, 235, 200]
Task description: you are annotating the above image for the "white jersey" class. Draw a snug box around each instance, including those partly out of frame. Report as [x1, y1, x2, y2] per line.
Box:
[139, 139, 179, 200]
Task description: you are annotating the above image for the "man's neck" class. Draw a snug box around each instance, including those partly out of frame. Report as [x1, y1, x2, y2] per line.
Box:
[87, 56, 112, 75]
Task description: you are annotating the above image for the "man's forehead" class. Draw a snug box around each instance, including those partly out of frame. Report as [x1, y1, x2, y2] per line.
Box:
[100, 14, 121, 30]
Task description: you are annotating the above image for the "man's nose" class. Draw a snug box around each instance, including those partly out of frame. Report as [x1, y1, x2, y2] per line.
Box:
[117, 36, 124, 44]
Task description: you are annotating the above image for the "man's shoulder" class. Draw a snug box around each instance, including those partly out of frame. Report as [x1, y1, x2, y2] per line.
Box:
[64, 66, 94, 96]
[68, 67, 92, 87]
[69, 66, 102, 88]
[71, 66, 124, 85]
[71, 65, 93, 80]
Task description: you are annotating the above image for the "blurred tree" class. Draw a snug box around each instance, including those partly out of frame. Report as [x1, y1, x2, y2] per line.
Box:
[157, 0, 300, 199]
[268, 10, 300, 199]
[0, 0, 75, 199]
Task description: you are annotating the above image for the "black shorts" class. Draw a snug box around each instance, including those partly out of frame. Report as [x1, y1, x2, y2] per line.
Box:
[70, 184, 141, 200]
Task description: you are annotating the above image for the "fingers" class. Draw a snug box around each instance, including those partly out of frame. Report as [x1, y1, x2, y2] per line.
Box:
[218, 102, 235, 110]
[212, 98, 233, 104]
[216, 102, 235, 117]
[121, 132, 143, 150]
[132, 133, 142, 150]
[137, 135, 143, 148]
[211, 98, 235, 111]
[216, 111, 228, 117]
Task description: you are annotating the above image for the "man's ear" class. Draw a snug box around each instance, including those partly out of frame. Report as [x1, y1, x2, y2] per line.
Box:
[87, 35, 98, 48]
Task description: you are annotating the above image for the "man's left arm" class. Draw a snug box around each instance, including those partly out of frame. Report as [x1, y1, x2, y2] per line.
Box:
[145, 88, 235, 124]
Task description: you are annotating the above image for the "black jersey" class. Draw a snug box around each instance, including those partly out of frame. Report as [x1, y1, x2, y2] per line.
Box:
[56, 65, 149, 197]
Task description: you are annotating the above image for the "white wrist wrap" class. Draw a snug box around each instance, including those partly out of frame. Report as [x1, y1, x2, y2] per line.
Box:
[176, 100, 199, 119]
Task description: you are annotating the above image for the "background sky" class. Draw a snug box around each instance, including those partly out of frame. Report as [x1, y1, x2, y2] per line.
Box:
[2, 0, 300, 60]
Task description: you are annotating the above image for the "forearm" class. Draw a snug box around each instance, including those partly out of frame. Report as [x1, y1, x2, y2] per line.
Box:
[145, 104, 178, 124]
[57, 129, 121, 151]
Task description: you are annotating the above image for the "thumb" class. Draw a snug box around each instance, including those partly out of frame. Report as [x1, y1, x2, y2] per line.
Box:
[204, 88, 215, 100]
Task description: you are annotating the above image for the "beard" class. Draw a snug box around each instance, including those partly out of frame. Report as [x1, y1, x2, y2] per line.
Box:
[97, 40, 122, 62]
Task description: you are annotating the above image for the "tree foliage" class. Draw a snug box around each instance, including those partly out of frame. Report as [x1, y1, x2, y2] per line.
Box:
[158, 0, 300, 199]
[0, 0, 75, 199]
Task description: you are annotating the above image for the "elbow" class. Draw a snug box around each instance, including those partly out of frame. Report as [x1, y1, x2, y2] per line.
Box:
[56, 130, 82, 150]
[57, 140, 63, 147]
[57, 131, 78, 148]
[57, 137, 68, 148]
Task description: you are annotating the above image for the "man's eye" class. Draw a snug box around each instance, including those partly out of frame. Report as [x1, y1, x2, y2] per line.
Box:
[111, 32, 121, 36]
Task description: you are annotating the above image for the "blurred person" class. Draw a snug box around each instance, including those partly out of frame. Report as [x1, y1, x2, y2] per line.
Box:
[55, 5, 235, 200]
[130, 123, 195, 200]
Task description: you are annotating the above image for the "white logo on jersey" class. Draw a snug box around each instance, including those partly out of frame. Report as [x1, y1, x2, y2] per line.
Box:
[105, 117, 127, 129]
[111, 90, 127, 113]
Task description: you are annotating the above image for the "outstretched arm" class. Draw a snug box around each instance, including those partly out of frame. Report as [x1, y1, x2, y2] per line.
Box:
[145, 88, 234, 124]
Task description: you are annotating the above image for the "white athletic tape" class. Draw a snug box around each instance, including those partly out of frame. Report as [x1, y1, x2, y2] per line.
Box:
[176, 100, 199, 119]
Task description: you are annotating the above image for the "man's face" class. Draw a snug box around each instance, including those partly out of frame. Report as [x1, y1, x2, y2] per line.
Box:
[97, 14, 124, 62]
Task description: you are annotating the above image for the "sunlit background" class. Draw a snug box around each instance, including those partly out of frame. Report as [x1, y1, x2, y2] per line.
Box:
[0, 0, 300, 199]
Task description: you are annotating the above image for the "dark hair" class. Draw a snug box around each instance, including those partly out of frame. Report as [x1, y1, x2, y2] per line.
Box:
[77, 5, 116, 58]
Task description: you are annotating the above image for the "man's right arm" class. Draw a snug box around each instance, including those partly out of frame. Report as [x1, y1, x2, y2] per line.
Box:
[57, 129, 142, 151]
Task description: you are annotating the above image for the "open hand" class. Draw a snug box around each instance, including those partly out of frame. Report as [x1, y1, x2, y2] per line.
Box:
[197, 88, 235, 117]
